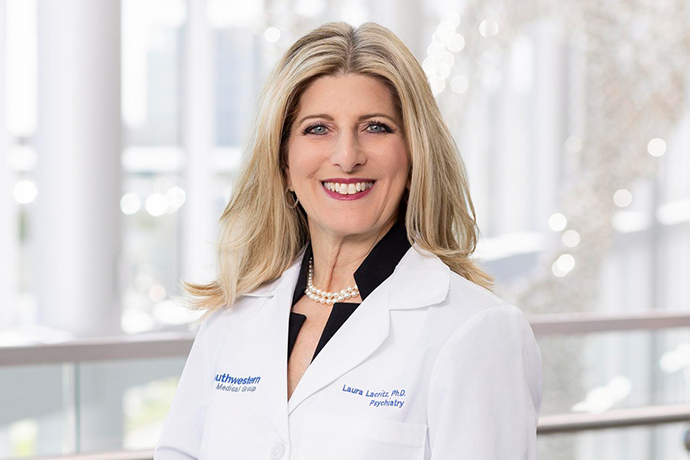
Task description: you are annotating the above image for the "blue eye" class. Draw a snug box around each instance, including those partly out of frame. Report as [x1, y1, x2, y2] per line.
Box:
[366, 120, 392, 133]
[301, 120, 394, 136]
[302, 123, 327, 135]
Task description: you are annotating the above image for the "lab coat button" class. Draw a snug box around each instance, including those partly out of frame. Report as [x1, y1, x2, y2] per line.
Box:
[270, 442, 286, 459]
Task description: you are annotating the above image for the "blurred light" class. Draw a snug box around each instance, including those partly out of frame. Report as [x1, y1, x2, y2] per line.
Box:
[450, 75, 469, 94]
[429, 78, 447, 96]
[121, 309, 156, 334]
[166, 186, 186, 210]
[441, 11, 461, 29]
[659, 343, 690, 373]
[510, 35, 533, 93]
[427, 42, 446, 57]
[264, 27, 281, 43]
[153, 299, 202, 325]
[14, 180, 37, 204]
[422, 56, 452, 81]
[9, 419, 38, 454]
[0, 331, 38, 346]
[446, 33, 465, 53]
[657, 199, 690, 225]
[613, 189, 632, 207]
[551, 260, 568, 277]
[120, 193, 141, 215]
[548, 213, 567, 231]
[6, 0, 37, 136]
[474, 231, 547, 261]
[122, 147, 184, 173]
[607, 376, 632, 399]
[149, 284, 167, 303]
[435, 21, 455, 44]
[146, 193, 168, 216]
[479, 19, 499, 38]
[121, 0, 187, 128]
[571, 376, 632, 413]
[612, 210, 650, 233]
[552, 253, 576, 277]
[556, 253, 575, 273]
[562, 229, 580, 248]
[565, 135, 583, 153]
[439, 51, 455, 69]
[7, 146, 38, 172]
[647, 137, 666, 157]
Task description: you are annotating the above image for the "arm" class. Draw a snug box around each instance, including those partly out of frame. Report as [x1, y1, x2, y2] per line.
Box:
[427, 304, 542, 459]
[154, 313, 219, 460]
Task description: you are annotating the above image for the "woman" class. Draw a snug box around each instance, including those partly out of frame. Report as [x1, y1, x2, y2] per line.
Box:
[155, 21, 542, 460]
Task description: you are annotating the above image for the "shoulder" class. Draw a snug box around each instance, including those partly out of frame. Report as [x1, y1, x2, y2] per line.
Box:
[191, 292, 270, 346]
[427, 273, 541, 386]
[422, 268, 535, 353]
[427, 262, 516, 317]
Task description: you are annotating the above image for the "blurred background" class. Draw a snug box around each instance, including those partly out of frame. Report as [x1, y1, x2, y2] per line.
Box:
[0, 0, 689, 459]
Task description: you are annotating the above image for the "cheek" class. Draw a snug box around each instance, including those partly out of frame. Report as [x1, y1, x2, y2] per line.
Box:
[286, 142, 309, 182]
[383, 145, 410, 183]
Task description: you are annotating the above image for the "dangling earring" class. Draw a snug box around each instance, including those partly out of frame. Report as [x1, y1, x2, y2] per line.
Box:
[285, 186, 300, 209]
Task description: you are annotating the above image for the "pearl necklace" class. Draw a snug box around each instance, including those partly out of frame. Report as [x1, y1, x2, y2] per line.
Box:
[305, 256, 359, 305]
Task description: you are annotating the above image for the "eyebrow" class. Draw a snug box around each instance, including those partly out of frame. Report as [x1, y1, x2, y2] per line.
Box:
[296, 113, 400, 126]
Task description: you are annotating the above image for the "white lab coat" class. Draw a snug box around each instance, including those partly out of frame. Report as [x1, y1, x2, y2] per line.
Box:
[155, 243, 542, 460]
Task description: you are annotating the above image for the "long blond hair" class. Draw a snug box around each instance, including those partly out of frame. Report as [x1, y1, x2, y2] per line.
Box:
[181, 21, 494, 322]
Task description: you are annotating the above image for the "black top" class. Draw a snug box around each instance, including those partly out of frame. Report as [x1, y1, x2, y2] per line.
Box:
[288, 221, 411, 363]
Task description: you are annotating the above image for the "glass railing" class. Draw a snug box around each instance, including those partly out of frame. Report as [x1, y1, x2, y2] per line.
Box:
[0, 333, 192, 459]
[1, 313, 689, 459]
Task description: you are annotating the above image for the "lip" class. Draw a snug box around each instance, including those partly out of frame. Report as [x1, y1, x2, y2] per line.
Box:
[320, 179, 376, 201]
[321, 178, 376, 184]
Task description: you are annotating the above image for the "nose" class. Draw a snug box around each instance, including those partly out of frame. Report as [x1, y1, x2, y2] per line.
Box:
[330, 130, 366, 172]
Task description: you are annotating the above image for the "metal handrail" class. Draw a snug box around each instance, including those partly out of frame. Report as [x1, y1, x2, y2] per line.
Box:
[0, 332, 194, 367]
[18, 404, 690, 460]
[538, 403, 690, 434]
[529, 310, 690, 335]
[2, 310, 690, 367]
[28, 450, 153, 460]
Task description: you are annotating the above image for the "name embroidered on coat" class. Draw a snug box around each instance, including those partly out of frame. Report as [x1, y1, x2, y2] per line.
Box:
[214, 373, 261, 393]
[342, 383, 407, 408]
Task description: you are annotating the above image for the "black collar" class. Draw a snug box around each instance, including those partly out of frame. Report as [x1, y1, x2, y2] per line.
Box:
[291, 221, 411, 306]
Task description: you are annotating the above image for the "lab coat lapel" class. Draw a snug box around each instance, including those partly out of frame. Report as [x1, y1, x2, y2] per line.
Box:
[243, 261, 301, 421]
[287, 244, 451, 414]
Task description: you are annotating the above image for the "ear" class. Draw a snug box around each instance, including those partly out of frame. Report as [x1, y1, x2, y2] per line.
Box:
[284, 167, 292, 191]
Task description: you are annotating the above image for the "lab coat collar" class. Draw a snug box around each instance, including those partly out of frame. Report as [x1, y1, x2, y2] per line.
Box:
[289, 220, 411, 306]
[243, 242, 451, 415]
[242, 246, 307, 298]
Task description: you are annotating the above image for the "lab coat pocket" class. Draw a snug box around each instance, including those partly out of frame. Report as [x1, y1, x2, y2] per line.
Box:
[300, 412, 427, 460]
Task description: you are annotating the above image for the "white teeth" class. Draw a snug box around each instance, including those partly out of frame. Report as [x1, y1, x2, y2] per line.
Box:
[322, 181, 374, 195]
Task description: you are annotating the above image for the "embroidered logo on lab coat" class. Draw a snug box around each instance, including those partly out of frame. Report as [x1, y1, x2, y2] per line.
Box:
[342, 383, 407, 408]
[214, 373, 261, 393]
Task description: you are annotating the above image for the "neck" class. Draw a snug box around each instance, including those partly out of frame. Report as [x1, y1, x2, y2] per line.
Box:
[308, 219, 396, 292]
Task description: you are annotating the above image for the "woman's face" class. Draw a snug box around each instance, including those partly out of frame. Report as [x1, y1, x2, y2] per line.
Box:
[285, 74, 410, 240]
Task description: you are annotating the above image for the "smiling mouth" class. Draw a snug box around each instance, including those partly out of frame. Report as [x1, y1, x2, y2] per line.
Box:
[321, 180, 375, 195]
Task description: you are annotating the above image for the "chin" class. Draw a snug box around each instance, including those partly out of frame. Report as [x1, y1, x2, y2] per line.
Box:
[312, 213, 386, 238]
